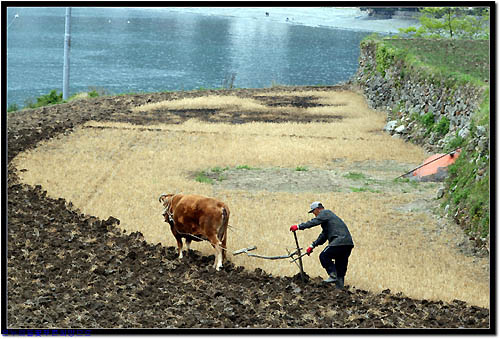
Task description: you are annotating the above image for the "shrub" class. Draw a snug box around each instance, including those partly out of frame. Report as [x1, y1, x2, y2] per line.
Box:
[25, 90, 63, 109]
[375, 44, 404, 77]
[417, 111, 436, 135]
[433, 116, 450, 136]
[88, 90, 100, 98]
[7, 103, 19, 112]
[445, 133, 465, 152]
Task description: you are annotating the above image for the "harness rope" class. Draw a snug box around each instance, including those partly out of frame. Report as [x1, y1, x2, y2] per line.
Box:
[227, 224, 297, 254]
[160, 196, 305, 276]
[161, 195, 300, 258]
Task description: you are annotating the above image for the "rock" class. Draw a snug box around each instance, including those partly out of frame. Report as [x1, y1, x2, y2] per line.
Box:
[436, 187, 445, 199]
[395, 125, 406, 134]
[458, 127, 469, 139]
[477, 137, 489, 153]
[476, 126, 486, 137]
[384, 120, 398, 132]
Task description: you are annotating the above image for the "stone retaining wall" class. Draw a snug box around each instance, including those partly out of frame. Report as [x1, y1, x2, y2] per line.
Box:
[352, 40, 487, 153]
[350, 39, 490, 253]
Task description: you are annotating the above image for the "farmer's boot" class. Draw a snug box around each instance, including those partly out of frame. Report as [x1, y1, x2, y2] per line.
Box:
[335, 276, 344, 289]
[323, 269, 337, 284]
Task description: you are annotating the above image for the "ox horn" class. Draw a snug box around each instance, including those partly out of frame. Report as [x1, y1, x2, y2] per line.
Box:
[158, 193, 168, 203]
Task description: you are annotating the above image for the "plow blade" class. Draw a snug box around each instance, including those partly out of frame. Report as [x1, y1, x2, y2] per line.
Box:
[233, 245, 257, 255]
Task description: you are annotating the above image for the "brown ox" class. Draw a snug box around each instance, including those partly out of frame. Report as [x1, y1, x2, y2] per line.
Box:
[159, 193, 229, 271]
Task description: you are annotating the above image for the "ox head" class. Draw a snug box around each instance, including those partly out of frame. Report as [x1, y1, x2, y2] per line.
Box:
[159, 193, 175, 225]
[158, 192, 175, 204]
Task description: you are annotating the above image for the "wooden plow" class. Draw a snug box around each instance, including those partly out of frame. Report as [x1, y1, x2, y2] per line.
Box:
[232, 231, 307, 283]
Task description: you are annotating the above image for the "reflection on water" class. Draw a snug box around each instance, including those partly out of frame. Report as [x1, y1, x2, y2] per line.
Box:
[7, 7, 377, 108]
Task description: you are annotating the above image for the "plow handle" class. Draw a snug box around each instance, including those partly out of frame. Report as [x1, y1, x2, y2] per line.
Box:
[293, 231, 306, 283]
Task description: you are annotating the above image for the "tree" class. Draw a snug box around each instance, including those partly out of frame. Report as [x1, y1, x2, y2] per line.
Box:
[398, 7, 489, 40]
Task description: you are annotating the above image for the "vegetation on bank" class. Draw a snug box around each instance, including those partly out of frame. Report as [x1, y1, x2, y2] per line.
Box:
[375, 6, 490, 84]
[7, 72, 243, 113]
[361, 10, 490, 246]
[397, 7, 490, 40]
[445, 92, 490, 241]
[7, 88, 103, 113]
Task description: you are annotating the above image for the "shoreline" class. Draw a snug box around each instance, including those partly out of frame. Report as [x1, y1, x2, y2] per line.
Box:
[162, 7, 420, 34]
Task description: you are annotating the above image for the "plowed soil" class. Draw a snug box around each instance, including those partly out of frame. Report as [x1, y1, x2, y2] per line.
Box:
[6, 86, 490, 330]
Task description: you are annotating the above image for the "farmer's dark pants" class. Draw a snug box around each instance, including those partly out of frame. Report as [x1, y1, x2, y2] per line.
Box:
[319, 245, 353, 278]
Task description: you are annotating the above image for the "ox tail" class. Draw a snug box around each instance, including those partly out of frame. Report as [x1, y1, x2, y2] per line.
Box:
[218, 206, 229, 243]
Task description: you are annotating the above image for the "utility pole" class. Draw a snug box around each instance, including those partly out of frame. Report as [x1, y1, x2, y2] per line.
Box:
[63, 7, 71, 100]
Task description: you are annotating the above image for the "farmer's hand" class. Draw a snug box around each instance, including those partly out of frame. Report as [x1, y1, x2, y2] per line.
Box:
[306, 246, 314, 255]
[290, 225, 298, 232]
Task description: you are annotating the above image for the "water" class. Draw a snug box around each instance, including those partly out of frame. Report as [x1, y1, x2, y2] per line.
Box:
[6, 7, 417, 109]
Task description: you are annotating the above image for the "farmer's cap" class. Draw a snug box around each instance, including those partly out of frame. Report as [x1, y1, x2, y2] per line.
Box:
[309, 201, 323, 213]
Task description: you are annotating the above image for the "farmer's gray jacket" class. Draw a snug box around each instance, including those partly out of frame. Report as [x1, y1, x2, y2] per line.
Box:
[298, 209, 354, 248]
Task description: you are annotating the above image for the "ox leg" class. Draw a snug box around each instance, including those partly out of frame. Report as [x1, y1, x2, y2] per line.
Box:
[221, 232, 227, 263]
[175, 236, 184, 259]
[185, 238, 192, 255]
[208, 236, 223, 271]
[214, 245, 223, 271]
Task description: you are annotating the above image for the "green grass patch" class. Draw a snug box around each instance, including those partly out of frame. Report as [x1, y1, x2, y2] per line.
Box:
[474, 88, 490, 127]
[346, 172, 382, 193]
[444, 133, 465, 152]
[442, 90, 489, 240]
[194, 166, 233, 184]
[350, 187, 381, 193]
[381, 39, 489, 86]
[210, 166, 229, 174]
[344, 172, 367, 180]
[443, 122, 489, 240]
[394, 177, 420, 188]
[295, 166, 308, 172]
[235, 165, 260, 170]
[419, 111, 435, 129]
[195, 172, 214, 184]
[433, 116, 450, 136]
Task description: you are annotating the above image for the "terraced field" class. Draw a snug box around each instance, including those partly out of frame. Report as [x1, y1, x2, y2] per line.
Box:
[7, 86, 490, 330]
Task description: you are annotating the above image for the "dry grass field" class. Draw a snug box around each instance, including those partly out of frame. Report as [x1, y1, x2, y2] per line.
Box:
[13, 89, 489, 308]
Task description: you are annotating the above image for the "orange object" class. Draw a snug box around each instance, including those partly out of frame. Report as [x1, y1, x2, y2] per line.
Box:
[413, 149, 461, 178]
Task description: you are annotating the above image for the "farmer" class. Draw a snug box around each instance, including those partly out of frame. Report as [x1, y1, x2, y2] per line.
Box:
[290, 202, 354, 288]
